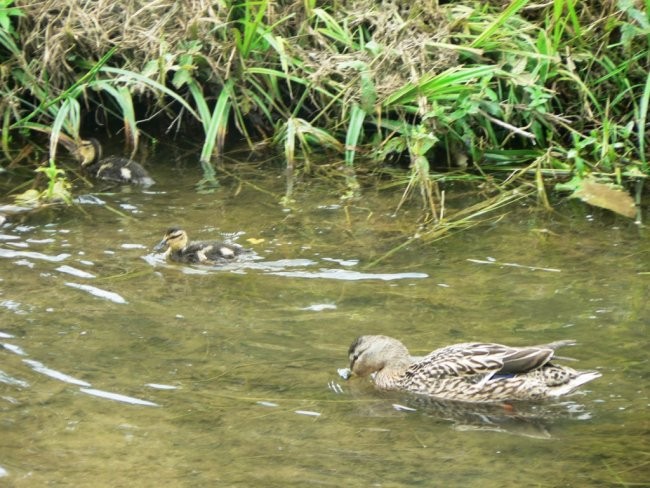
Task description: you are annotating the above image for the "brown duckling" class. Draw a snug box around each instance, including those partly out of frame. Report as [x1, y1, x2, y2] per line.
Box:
[153, 227, 248, 264]
[76, 138, 155, 186]
[344, 335, 601, 402]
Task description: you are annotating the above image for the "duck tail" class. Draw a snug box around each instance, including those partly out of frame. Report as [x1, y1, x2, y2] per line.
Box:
[542, 339, 576, 350]
[549, 370, 601, 397]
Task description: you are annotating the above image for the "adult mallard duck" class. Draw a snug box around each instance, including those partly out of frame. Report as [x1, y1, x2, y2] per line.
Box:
[76, 138, 155, 186]
[344, 335, 600, 402]
[153, 227, 247, 264]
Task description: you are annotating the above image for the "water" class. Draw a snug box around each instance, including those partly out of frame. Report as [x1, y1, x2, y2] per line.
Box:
[0, 149, 648, 486]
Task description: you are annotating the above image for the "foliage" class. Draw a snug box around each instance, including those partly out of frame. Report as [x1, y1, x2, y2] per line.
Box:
[1, 0, 648, 225]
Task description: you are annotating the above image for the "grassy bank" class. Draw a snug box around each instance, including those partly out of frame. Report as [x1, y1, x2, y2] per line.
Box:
[1, 0, 648, 230]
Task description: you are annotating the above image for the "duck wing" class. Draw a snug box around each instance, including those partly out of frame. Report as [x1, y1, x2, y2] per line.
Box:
[186, 240, 243, 261]
[406, 343, 556, 379]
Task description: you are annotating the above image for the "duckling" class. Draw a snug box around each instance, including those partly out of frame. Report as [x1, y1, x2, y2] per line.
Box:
[153, 227, 247, 264]
[76, 138, 155, 186]
[345, 335, 601, 402]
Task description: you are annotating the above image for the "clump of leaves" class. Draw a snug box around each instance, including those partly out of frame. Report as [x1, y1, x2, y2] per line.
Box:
[14, 160, 71, 207]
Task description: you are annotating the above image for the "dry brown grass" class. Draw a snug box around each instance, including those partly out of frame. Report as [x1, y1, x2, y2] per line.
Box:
[15, 0, 459, 100]
[17, 0, 231, 86]
[291, 0, 458, 105]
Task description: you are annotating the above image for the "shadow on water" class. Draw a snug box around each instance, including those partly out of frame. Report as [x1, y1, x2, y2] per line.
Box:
[0, 151, 648, 486]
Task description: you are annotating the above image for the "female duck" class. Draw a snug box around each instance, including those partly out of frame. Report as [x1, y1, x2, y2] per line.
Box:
[345, 335, 600, 402]
[154, 227, 247, 264]
[76, 138, 155, 186]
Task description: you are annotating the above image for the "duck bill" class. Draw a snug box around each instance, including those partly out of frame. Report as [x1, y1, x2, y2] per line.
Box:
[337, 367, 353, 380]
[153, 238, 168, 253]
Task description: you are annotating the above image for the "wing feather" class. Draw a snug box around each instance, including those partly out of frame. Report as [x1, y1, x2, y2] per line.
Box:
[405, 342, 556, 379]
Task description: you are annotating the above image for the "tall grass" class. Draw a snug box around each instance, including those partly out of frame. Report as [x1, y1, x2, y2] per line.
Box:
[2, 0, 648, 223]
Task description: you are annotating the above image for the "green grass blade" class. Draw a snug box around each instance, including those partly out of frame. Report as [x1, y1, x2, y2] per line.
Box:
[345, 103, 365, 167]
[187, 80, 212, 133]
[638, 71, 650, 167]
[49, 96, 80, 159]
[469, 0, 530, 49]
[382, 65, 496, 107]
[201, 83, 233, 162]
[100, 66, 200, 121]
[90, 82, 139, 149]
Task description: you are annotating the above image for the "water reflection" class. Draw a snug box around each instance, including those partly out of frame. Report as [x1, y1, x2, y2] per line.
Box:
[0, 247, 70, 262]
[23, 359, 92, 387]
[3, 328, 160, 410]
[79, 387, 159, 406]
[331, 372, 599, 439]
[64, 282, 128, 304]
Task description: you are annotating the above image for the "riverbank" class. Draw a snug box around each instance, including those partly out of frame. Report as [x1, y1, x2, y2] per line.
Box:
[1, 0, 648, 226]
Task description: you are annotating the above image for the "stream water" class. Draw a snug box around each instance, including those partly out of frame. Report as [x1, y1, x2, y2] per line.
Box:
[0, 143, 648, 486]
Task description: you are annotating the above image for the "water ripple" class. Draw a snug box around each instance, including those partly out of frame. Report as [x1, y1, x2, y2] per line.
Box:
[144, 253, 427, 281]
[23, 359, 91, 387]
[65, 283, 127, 304]
[0, 370, 29, 388]
[2, 343, 27, 356]
[0, 248, 70, 262]
[56, 265, 96, 279]
[1, 299, 28, 314]
[268, 268, 428, 281]
[79, 388, 158, 407]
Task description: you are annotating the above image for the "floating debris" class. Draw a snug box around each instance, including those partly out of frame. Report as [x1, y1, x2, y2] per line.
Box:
[572, 179, 636, 218]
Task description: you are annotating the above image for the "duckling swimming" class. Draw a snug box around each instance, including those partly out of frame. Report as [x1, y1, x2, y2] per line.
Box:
[153, 227, 247, 264]
[345, 335, 600, 402]
[76, 138, 155, 186]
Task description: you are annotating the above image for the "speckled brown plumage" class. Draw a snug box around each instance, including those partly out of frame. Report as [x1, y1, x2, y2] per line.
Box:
[347, 335, 601, 402]
[76, 138, 155, 186]
[153, 227, 247, 264]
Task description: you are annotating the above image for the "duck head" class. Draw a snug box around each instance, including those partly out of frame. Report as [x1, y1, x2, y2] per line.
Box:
[348, 335, 412, 378]
[76, 138, 101, 167]
[154, 227, 189, 253]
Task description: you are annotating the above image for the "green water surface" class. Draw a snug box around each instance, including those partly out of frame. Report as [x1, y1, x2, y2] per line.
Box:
[0, 148, 648, 487]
